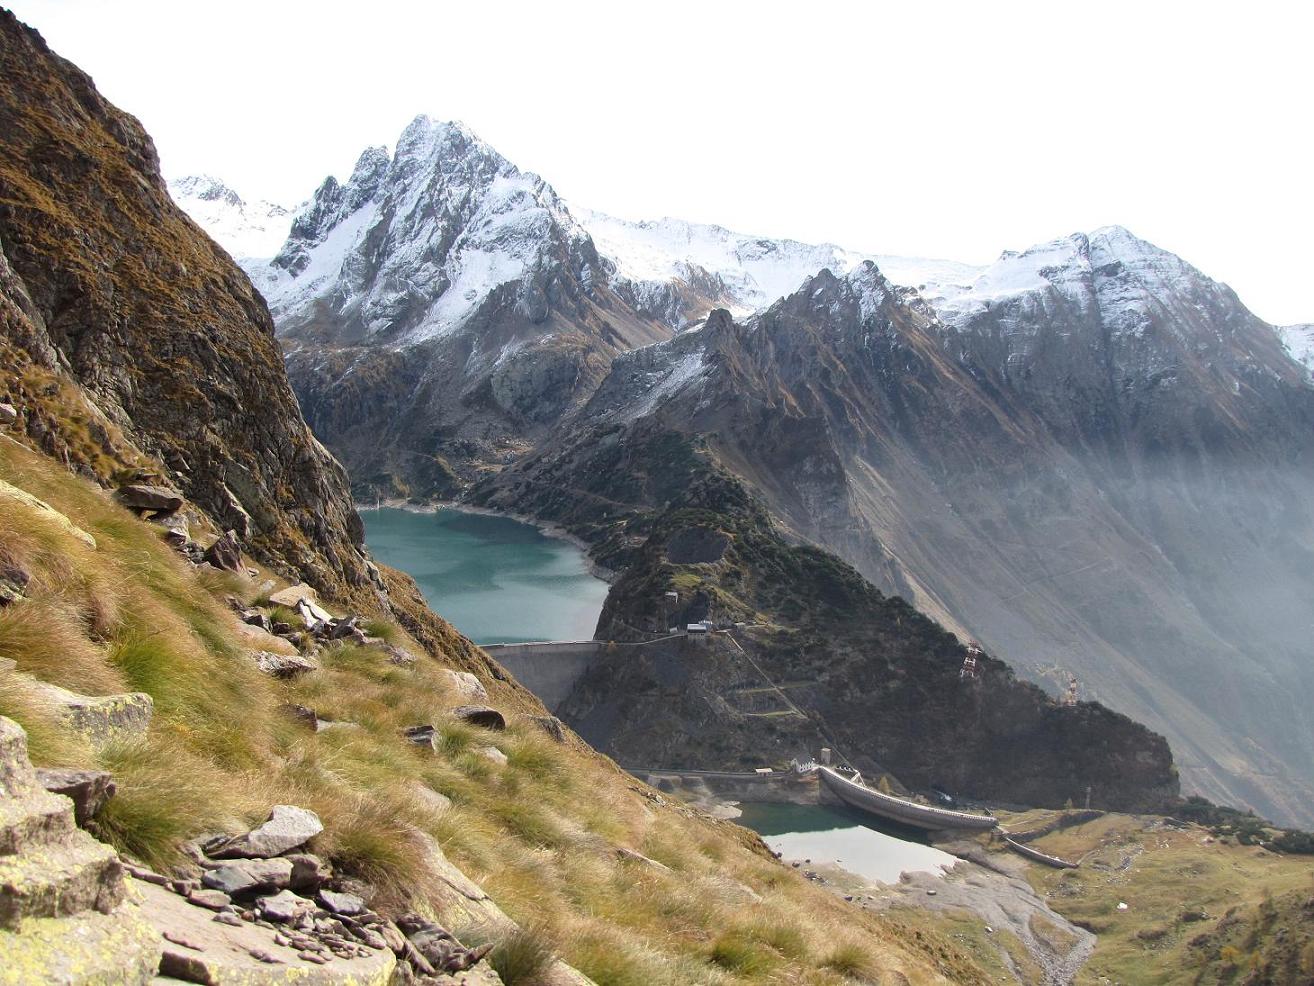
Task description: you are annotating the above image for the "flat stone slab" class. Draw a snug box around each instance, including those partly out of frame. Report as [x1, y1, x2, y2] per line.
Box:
[0, 896, 162, 986]
[136, 881, 395, 985]
[210, 806, 323, 860]
[28, 684, 153, 750]
[201, 858, 294, 896]
[115, 484, 184, 516]
[0, 479, 97, 550]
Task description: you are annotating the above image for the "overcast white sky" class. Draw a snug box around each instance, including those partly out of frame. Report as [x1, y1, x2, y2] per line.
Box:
[9, 0, 1312, 323]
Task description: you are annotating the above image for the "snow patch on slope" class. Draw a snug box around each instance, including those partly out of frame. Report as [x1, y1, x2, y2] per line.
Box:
[573, 207, 980, 315]
[1278, 324, 1314, 377]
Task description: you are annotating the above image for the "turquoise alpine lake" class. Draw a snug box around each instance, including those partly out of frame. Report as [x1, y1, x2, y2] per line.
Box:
[736, 802, 956, 884]
[361, 506, 609, 645]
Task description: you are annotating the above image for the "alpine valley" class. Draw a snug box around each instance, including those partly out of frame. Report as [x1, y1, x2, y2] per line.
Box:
[6, 6, 1314, 983]
[175, 116, 1314, 830]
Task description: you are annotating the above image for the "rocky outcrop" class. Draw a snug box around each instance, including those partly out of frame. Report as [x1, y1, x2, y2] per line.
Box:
[0, 11, 371, 602]
[0, 716, 162, 983]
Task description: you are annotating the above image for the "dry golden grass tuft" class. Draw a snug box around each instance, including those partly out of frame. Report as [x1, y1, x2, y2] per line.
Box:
[0, 437, 985, 984]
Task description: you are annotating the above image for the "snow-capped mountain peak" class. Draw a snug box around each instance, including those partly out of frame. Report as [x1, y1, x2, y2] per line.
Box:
[251, 114, 619, 349]
[167, 175, 293, 260]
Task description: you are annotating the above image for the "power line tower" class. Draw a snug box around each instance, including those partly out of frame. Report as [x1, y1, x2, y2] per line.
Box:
[960, 641, 982, 681]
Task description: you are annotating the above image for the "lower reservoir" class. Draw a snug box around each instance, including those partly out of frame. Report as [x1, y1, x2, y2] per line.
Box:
[361, 506, 609, 645]
[737, 803, 957, 884]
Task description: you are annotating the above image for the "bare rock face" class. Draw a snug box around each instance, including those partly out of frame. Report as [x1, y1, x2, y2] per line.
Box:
[34, 767, 115, 826]
[114, 484, 184, 517]
[0, 716, 163, 981]
[0, 10, 371, 603]
[202, 529, 243, 572]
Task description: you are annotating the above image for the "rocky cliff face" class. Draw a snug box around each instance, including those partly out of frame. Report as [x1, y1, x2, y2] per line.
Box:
[481, 235, 1314, 825]
[473, 389, 1178, 813]
[0, 11, 370, 599]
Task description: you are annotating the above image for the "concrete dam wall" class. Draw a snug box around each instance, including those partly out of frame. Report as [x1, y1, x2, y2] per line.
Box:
[483, 634, 690, 711]
[482, 640, 605, 710]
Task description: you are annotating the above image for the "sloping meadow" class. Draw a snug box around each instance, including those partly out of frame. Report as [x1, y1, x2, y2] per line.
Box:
[0, 438, 983, 984]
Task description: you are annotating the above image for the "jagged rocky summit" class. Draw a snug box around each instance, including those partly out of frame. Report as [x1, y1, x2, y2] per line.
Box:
[166, 175, 294, 260]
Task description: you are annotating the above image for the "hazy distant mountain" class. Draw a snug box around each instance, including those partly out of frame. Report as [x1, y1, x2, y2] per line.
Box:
[168, 175, 294, 259]
[485, 230, 1314, 824]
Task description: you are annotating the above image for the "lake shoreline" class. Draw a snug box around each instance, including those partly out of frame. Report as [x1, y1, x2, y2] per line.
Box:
[355, 498, 616, 583]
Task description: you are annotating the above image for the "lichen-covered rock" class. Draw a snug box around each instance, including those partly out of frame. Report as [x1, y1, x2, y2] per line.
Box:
[25, 683, 152, 750]
[439, 669, 488, 703]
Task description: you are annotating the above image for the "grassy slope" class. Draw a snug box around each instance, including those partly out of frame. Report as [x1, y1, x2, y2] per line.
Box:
[0, 435, 989, 985]
[996, 809, 1314, 985]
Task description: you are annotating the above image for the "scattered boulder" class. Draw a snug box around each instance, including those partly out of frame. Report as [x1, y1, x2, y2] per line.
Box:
[403, 725, 437, 750]
[287, 852, 331, 892]
[384, 645, 417, 667]
[239, 608, 271, 631]
[476, 746, 509, 767]
[35, 767, 115, 825]
[256, 888, 308, 923]
[412, 783, 453, 814]
[529, 715, 567, 743]
[202, 530, 243, 572]
[327, 616, 366, 642]
[439, 669, 489, 703]
[253, 650, 319, 679]
[115, 483, 183, 517]
[451, 705, 506, 731]
[0, 402, 17, 426]
[210, 805, 324, 860]
[318, 889, 366, 916]
[201, 857, 295, 896]
[0, 562, 28, 606]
